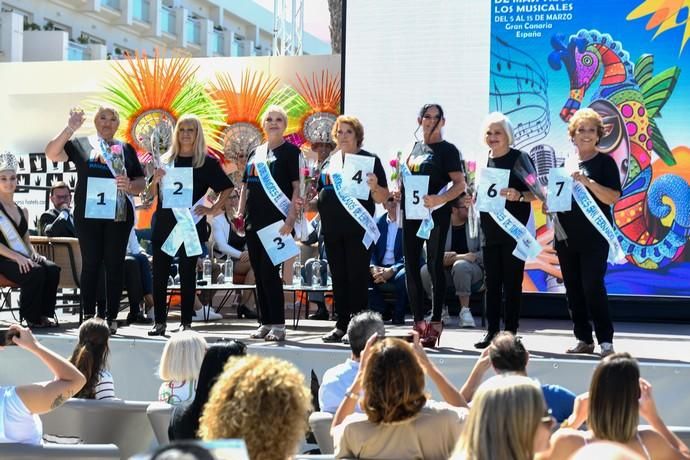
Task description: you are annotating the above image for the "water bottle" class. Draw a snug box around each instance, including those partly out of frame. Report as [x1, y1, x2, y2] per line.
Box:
[311, 259, 321, 287]
[223, 258, 234, 284]
[325, 261, 331, 286]
[203, 256, 212, 284]
[292, 259, 302, 287]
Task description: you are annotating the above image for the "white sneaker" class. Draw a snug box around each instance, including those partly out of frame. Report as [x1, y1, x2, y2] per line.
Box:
[600, 342, 615, 358]
[459, 307, 476, 328]
[193, 305, 223, 322]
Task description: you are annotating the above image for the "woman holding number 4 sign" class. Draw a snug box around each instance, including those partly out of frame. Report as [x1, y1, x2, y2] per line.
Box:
[397, 104, 466, 349]
[316, 115, 388, 343]
[45, 106, 146, 334]
[146, 115, 233, 336]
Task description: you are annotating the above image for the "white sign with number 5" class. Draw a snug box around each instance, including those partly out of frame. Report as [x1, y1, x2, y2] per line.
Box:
[476, 167, 509, 213]
[404, 175, 430, 220]
[342, 154, 375, 200]
[546, 167, 573, 212]
[257, 220, 300, 266]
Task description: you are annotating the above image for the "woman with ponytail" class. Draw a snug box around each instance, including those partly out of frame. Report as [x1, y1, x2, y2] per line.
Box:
[68, 318, 116, 400]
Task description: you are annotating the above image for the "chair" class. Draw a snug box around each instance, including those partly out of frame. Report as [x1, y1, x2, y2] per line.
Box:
[0, 273, 20, 321]
[40, 398, 155, 460]
[0, 443, 119, 459]
[308, 411, 334, 455]
[146, 401, 173, 445]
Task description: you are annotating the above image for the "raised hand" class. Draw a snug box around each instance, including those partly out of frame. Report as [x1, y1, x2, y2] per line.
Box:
[68, 108, 86, 132]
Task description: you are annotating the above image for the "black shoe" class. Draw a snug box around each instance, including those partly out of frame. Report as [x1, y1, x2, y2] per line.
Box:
[179, 323, 192, 331]
[127, 312, 153, 325]
[322, 328, 346, 343]
[381, 311, 393, 322]
[237, 304, 258, 320]
[308, 307, 329, 321]
[147, 323, 166, 336]
[474, 331, 498, 349]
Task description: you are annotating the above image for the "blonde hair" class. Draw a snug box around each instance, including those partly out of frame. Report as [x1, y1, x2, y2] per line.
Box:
[158, 330, 208, 382]
[93, 105, 121, 124]
[568, 107, 605, 140]
[453, 375, 546, 460]
[199, 355, 311, 460]
[261, 105, 288, 125]
[481, 112, 515, 147]
[162, 114, 207, 168]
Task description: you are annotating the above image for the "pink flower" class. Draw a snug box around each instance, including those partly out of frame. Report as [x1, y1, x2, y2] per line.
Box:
[301, 167, 310, 176]
[110, 144, 123, 155]
[389, 158, 398, 168]
[524, 174, 537, 186]
[466, 160, 476, 173]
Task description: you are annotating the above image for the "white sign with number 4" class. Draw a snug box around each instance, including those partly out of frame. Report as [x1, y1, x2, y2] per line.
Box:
[546, 167, 573, 212]
[475, 167, 509, 213]
[342, 154, 375, 200]
[404, 175, 430, 220]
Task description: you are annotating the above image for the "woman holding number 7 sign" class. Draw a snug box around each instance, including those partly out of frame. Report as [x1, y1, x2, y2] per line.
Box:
[396, 104, 466, 349]
[146, 115, 233, 336]
[45, 106, 146, 334]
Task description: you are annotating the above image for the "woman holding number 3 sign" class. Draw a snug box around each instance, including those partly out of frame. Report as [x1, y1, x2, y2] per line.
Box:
[45, 106, 146, 334]
[316, 115, 388, 343]
[398, 104, 466, 348]
[240, 106, 301, 342]
[146, 115, 233, 336]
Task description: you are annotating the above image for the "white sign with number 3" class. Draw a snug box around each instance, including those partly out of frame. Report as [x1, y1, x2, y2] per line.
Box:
[546, 167, 573, 212]
[404, 175, 430, 220]
[257, 220, 300, 266]
[342, 154, 375, 200]
[476, 167, 509, 213]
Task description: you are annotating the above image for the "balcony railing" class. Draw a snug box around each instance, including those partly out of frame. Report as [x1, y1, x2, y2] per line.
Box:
[133, 0, 150, 23]
[212, 31, 223, 54]
[186, 18, 200, 45]
[101, 0, 120, 10]
[161, 7, 175, 35]
[68, 42, 91, 61]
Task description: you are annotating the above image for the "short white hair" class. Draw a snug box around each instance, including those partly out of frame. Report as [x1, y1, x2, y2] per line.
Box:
[482, 112, 515, 147]
[158, 330, 208, 382]
[261, 105, 288, 124]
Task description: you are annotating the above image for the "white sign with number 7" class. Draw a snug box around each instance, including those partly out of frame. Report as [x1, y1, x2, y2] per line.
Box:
[546, 167, 573, 212]
[342, 154, 375, 200]
[476, 167, 509, 213]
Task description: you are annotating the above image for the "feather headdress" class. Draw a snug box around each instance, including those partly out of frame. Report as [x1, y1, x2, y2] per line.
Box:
[295, 70, 341, 148]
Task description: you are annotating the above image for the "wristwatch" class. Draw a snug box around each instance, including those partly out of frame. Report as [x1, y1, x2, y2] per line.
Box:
[344, 390, 359, 400]
[518, 192, 525, 202]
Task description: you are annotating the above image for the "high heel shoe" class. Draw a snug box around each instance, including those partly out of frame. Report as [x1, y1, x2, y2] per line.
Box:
[412, 320, 428, 336]
[421, 321, 443, 348]
[147, 323, 166, 336]
[237, 304, 258, 320]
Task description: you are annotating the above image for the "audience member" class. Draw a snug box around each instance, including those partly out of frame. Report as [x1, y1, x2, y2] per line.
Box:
[452, 374, 553, 460]
[459, 332, 576, 423]
[150, 441, 215, 460]
[38, 181, 75, 237]
[158, 331, 208, 405]
[369, 196, 407, 325]
[0, 325, 85, 444]
[332, 333, 468, 459]
[318, 311, 385, 413]
[569, 442, 645, 460]
[125, 227, 154, 325]
[168, 339, 247, 441]
[68, 318, 116, 400]
[539, 353, 690, 459]
[199, 355, 311, 460]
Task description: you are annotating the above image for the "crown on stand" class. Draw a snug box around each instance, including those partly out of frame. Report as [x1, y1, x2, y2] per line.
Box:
[0, 151, 18, 172]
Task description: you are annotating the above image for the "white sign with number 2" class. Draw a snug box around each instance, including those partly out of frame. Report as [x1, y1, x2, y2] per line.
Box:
[476, 167, 509, 213]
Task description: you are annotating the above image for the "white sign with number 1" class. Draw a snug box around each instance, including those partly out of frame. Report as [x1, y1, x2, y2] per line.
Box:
[476, 167, 509, 213]
[85, 177, 117, 219]
[546, 167, 573, 212]
[342, 154, 375, 200]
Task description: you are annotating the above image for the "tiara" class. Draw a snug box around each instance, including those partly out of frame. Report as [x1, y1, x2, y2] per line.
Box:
[0, 151, 18, 172]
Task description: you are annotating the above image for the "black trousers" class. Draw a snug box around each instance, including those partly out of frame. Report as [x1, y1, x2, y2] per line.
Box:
[483, 242, 525, 334]
[124, 256, 143, 315]
[323, 232, 372, 332]
[0, 258, 60, 323]
[75, 214, 133, 321]
[403, 208, 451, 322]
[556, 241, 613, 344]
[246, 229, 284, 326]
[152, 242, 198, 326]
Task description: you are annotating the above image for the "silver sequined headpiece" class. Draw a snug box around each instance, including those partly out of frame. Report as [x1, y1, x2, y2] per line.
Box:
[303, 112, 337, 145]
[0, 151, 18, 173]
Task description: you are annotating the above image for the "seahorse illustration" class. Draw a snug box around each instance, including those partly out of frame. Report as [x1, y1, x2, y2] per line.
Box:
[548, 29, 690, 269]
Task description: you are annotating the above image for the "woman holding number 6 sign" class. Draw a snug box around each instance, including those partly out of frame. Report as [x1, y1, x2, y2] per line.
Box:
[45, 106, 146, 334]
[474, 112, 536, 349]
[316, 115, 388, 343]
[147, 115, 233, 336]
[398, 104, 466, 348]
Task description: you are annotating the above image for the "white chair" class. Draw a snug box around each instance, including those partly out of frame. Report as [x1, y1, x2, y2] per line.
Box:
[40, 399, 154, 459]
[308, 411, 334, 455]
[146, 401, 173, 445]
[0, 443, 119, 459]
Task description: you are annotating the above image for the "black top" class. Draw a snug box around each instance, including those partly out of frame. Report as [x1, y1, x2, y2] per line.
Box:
[402, 140, 463, 215]
[317, 150, 387, 237]
[168, 402, 198, 441]
[226, 216, 246, 251]
[557, 152, 622, 250]
[0, 202, 27, 260]
[152, 156, 234, 244]
[64, 137, 145, 221]
[243, 142, 300, 231]
[480, 148, 533, 246]
[450, 224, 469, 254]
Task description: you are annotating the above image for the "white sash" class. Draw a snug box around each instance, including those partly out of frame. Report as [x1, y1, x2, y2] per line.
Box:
[401, 142, 448, 240]
[572, 182, 626, 264]
[160, 161, 203, 257]
[488, 209, 541, 261]
[327, 151, 380, 249]
[87, 135, 135, 214]
[0, 206, 30, 257]
[252, 143, 309, 240]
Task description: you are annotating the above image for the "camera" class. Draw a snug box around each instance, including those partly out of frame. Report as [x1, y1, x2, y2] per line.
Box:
[0, 328, 19, 347]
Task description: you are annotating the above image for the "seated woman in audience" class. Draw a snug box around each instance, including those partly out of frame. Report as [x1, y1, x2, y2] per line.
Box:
[158, 330, 208, 405]
[332, 332, 468, 460]
[0, 324, 85, 444]
[168, 339, 247, 441]
[198, 355, 311, 460]
[452, 374, 553, 460]
[68, 318, 116, 400]
[539, 353, 690, 460]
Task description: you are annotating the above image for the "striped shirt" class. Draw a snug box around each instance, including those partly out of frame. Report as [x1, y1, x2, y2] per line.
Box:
[94, 370, 116, 400]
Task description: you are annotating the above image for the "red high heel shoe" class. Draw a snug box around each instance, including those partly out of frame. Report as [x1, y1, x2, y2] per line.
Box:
[413, 320, 427, 336]
[421, 321, 443, 348]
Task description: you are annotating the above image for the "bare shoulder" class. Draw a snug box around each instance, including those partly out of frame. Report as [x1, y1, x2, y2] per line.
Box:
[638, 428, 684, 458]
[539, 429, 588, 460]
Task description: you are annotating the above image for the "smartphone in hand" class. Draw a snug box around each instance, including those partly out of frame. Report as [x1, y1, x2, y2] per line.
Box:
[0, 328, 19, 346]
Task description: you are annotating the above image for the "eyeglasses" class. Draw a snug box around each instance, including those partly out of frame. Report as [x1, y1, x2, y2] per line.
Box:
[422, 115, 442, 120]
[541, 409, 555, 427]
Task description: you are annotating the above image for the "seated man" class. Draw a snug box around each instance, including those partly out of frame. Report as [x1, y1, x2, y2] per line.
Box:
[38, 182, 75, 237]
[318, 311, 385, 413]
[368, 197, 407, 325]
[421, 196, 482, 328]
[459, 332, 576, 423]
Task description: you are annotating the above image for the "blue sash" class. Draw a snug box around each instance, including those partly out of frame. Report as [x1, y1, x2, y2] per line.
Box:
[87, 135, 135, 213]
[488, 210, 541, 261]
[160, 161, 203, 257]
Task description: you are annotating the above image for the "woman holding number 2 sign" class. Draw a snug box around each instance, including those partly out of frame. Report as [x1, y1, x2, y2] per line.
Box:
[399, 104, 466, 348]
[45, 106, 146, 334]
[316, 115, 388, 343]
[147, 115, 233, 336]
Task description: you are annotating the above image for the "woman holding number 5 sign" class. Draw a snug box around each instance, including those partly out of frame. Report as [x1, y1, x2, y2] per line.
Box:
[399, 104, 466, 348]
[316, 115, 388, 343]
[45, 106, 146, 334]
[146, 115, 233, 336]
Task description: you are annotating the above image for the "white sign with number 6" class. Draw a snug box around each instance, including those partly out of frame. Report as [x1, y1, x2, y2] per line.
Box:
[404, 175, 430, 220]
[162, 167, 193, 209]
[475, 167, 509, 213]
[546, 167, 573, 212]
[257, 220, 300, 266]
[342, 154, 375, 200]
